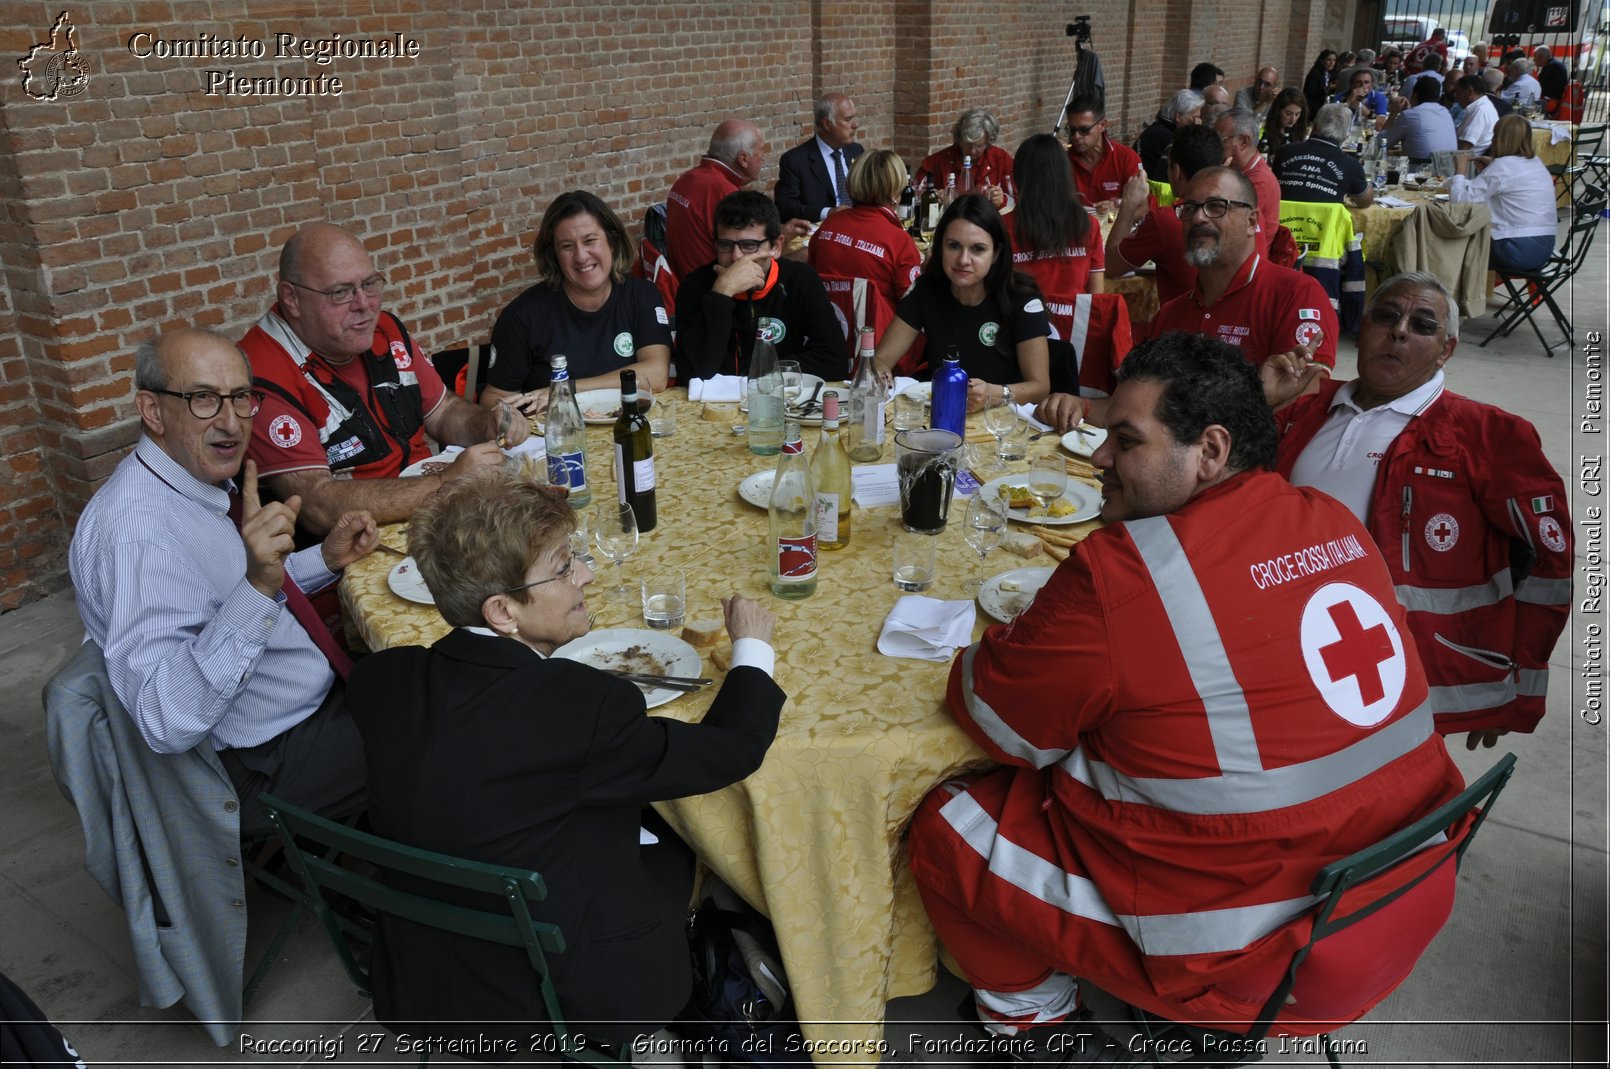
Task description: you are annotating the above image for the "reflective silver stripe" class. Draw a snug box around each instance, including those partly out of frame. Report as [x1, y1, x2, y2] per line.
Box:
[1507, 498, 1535, 555]
[958, 643, 1069, 768]
[1126, 517, 1262, 774]
[1070, 294, 1093, 356]
[1518, 667, 1549, 696]
[1428, 679, 1513, 712]
[1516, 575, 1573, 604]
[939, 789, 1316, 955]
[256, 310, 351, 441]
[1057, 700, 1436, 815]
[1394, 569, 1512, 614]
[939, 790, 1119, 926]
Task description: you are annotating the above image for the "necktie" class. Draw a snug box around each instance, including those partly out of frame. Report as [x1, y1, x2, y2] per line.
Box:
[229, 491, 354, 680]
[833, 149, 849, 206]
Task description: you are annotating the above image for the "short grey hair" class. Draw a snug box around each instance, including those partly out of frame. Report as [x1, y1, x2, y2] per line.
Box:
[1369, 271, 1460, 339]
[1357, 49, 1377, 64]
[1216, 107, 1260, 140]
[1533, 46, 1552, 63]
[1510, 58, 1535, 77]
[134, 339, 167, 391]
[814, 93, 846, 126]
[708, 123, 760, 166]
[1162, 89, 1204, 122]
[1312, 103, 1353, 142]
[952, 108, 999, 147]
[1481, 68, 1505, 92]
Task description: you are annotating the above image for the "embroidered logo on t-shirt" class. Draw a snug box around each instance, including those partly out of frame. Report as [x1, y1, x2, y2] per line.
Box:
[758, 317, 786, 343]
[655, 306, 669, 325]
[268, 415, 302, 448]
[978, 322, 1000, 346]
[1295, 321, 1325, 349]
[613, 331, 634, 357]
[1539, 515, 1567, 552]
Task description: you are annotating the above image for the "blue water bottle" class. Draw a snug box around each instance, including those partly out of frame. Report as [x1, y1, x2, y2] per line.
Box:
[930, 347, 968, 437]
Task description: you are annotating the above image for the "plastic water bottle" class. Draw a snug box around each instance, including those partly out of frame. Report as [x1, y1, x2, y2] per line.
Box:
[544, 355, 590, 508]
[930, 347, 968, 437]
[747, 334, 785, 456]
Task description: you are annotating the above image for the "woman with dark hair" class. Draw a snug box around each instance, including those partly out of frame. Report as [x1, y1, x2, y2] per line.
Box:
[871, 193, 1051, 409]
[348, 468, 784, 1057]
[1261, 88, 1310, 160]
[1303, 49, 1339, 118]
[1007, 133, 1104, 299]
[482, 190, 673, 415]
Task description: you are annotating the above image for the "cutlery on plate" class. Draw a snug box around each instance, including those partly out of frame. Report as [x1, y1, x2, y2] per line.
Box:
[607, 671, 710, 692]
[609, 670, 713, 686]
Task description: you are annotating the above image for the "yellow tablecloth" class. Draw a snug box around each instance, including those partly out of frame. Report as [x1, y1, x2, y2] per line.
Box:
[340, 393, 1101, 1062]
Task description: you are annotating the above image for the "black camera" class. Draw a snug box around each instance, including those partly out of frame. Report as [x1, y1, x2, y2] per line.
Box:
[1066, 15, 1092, 42]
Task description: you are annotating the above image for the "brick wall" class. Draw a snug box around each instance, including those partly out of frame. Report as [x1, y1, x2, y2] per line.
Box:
[0, 0, 1337, 610]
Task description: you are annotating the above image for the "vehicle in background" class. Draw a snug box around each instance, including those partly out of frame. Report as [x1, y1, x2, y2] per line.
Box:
[1381, 16, 1472, 64]
[1487, 0, 1603, 72]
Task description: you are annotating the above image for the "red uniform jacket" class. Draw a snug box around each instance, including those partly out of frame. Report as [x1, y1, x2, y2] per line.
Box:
[665, 157, 745, 279]
[1276, 379, 1573, 734]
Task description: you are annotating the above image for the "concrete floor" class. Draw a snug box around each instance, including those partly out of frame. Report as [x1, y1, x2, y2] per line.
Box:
[2, 243, 1605, 1067]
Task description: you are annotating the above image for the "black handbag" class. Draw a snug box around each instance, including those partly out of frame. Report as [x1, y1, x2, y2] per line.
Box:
[677, 890, 805, 1067]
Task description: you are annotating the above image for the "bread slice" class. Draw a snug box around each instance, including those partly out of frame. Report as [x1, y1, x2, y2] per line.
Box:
[681, 618, 723, 649]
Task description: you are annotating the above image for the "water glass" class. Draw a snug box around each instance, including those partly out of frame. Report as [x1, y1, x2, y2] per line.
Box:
[996, 417, 1030, 462]
[593, 502, 639, 602]
[648, 391, 676, 437]
[962, 495, 1008, 595]
[893, 390, 926, 431]
[892, 530, 937, 592]
[778, 359, 803, 402]
[641, 568, 686, 630]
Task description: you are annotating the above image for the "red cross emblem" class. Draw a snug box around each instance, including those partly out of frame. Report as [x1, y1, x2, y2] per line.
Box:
[1424, 512, 1458, 551]
[1300, 582, 1406, 727]
[267, 414, 302, 449]
[1319, 601, 1395, 705]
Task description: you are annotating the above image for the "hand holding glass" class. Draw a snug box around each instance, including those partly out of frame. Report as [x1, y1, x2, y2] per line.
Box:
[593, 503, 639, 602]
[962, 494, 1008, 595]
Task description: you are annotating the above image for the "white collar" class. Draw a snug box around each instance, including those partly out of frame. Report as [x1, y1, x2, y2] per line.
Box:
[1333, 369, 1445, 417]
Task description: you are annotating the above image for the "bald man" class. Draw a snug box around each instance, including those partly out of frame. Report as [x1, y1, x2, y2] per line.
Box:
[241, 223, 524, 535]
[666, 119, 806, 279]
[1234, 66, 1280, 115]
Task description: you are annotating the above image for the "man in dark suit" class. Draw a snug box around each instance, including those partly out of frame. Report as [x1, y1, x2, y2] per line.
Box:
[774, 93, 863, 227]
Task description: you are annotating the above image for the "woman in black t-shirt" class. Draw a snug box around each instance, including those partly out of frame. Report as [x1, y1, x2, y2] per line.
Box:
[481, 191, 673, 416]
[872, 194, 1050, 410]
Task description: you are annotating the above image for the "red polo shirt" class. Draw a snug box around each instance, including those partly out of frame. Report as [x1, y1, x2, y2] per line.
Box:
[665, 157, 746, 279]
[1147, 253, 1339, 367]
[1068, 136, 1142, 206]
[913, 144, 1017, 199]
[1116, 204, 1196, 309]
[1242, 154, 1282, 255]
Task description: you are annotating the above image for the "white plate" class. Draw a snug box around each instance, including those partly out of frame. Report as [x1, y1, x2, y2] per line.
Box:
[976, 474, 1102, 526]
[783, 374, 832, 425]
[575, 389, 623, 424]
[977, 567, 1056, 624]
[386, 556, 436, 604]
[399, 455, 456, 479]
[1059, 424, 1108, 459]
[738, 469, 776, 509]
[552, 628, 702, 710]
[400, 440, 548, 478]
[899, 381, 932, 403]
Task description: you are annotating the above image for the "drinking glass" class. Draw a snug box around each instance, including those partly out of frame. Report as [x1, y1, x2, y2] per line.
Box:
[892, 530, 937, 591]
[593, 502, 639, 602]
[893, 390, 926, 431]
[1029, 453, 1067, 507]
[569, 509, 595, 567]
[981, 386, 1018, 472]
[777, 359, 803, 402]
[641, 568, 686, 630]
[962, 494, 1008, 595]
[648, 391, 676, 438]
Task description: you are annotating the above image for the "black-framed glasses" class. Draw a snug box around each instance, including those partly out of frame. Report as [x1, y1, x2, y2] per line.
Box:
[149, 388, 263, 418]
[1365, 305, 1444, 336]
[1067, 121, 1103, 136]
[713, 238, 771, 255]
[502, 554, 584, 595]
[285, 273, 384, 305]
[1173, 198, 1255, 219]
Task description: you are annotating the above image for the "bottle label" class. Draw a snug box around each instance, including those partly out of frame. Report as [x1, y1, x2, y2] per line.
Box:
[633, 456, 656, 492]
[815, 493, 839, 542]
[548, 450, 586, 490]
[865, 401, 886, 445]
[776, 534, 818, 580]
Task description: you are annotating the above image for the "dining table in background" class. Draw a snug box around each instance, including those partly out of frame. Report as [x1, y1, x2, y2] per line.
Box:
[340, 389, 1104, 1064]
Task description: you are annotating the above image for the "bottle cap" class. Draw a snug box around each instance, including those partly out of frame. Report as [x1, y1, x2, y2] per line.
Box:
[550, 354, 568, 369]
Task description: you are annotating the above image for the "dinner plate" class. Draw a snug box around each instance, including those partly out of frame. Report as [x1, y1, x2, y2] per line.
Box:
[899, 381, 932, 403]
[399, 455, 457, 479]
[977, 567, 1056, 624]
[783, 373, 831, 425]
[737, 469, 776, 509]
[386, 556, 436, 604]
[572, 389, 625, 424]
[1059, 424, 1108, 459]
[975, 474, 1102, 526]
[552, 627, 703, 710]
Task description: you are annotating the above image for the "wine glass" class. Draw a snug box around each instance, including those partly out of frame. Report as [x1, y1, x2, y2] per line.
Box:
[592, 502, 639, 602]
[981, 386, 1018, 472]
[963, 494, 1008, 595]
[1029, 453, 1067, 509]
[569, 508, 595, 568]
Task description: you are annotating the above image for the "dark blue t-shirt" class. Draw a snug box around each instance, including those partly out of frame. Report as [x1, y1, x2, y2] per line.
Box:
[488, 277, 671, 391]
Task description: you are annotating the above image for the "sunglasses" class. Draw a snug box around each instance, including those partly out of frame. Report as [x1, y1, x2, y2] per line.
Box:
[1366, 305, 1444, 336]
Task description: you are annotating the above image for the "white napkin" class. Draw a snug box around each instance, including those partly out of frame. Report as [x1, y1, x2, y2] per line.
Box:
[688, 375, 745, 402]
[877, 596, 977, 662]
[891, 376, 920, 398]
[1014, 402, 1052, 431]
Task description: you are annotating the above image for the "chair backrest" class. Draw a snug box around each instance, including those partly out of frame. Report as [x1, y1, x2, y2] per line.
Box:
[259, 793, 624, 1066]
[820, 274, 909, 379]
[1571, 121, 1605, 157]
[1046, 292, 1131, 397]
[1147, 179, 1175, 207]
[1242, 752, 1517, 1041]
[1559, 188, 1607, 271]
[1277, 200, 1358, 264]
[433, 343, 492, 403]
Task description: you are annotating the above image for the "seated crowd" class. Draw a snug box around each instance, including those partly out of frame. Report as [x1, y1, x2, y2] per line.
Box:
[60, 42, 1573, 1065]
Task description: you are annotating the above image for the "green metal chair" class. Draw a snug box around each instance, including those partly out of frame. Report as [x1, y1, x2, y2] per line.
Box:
[258, 793, 628, 1067]
[1129, 753, 1517, 1068]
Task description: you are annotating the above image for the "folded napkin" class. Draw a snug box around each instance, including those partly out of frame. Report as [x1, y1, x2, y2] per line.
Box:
[1014, 402, 1052, 431]
[688, 375, 745, 402]
[877, 596, 977, 662]
[891, 376, 920, 398]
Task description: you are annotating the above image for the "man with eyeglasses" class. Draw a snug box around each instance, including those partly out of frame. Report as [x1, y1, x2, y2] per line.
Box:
[1233, 66, 1280, 117]
[242, 223, 526, 536]
[1064, 93, 1143, 215]
[1266, 272, 1571, 750]
[69, 328, 379, 836]
[674, 190, 843, 380]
